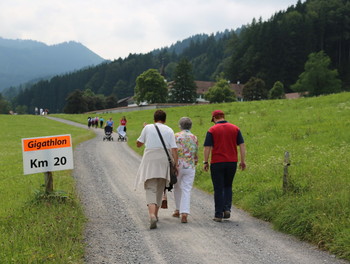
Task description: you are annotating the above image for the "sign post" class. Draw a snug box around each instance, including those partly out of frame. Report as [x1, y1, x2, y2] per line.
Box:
[22, 134, 74, 193]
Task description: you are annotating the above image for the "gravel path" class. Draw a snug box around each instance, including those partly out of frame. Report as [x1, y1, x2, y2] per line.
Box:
[48, 117, 348, 264]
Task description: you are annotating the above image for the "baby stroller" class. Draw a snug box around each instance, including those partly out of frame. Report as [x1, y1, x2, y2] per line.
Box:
[103, 126, 113, 141]
[117, 125, 127, 141]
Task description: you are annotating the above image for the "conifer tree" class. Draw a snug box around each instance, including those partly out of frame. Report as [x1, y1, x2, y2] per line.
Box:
[169, 58, 197, 103]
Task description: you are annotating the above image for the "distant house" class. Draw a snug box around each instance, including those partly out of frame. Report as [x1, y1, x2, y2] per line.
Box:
[194, 81, 244, 102]
[285, 92, 308, 99]
[117, 96, 133, 107]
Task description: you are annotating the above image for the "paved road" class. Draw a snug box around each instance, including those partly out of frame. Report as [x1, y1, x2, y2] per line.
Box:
[48, 116, 348, 264]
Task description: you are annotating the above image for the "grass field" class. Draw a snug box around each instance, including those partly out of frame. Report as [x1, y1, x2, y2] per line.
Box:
[0, 115, 94, 263]
[53, 92, 350, 261]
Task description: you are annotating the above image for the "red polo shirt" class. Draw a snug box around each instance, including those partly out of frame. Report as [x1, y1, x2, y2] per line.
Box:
[204, 121, 244, 164]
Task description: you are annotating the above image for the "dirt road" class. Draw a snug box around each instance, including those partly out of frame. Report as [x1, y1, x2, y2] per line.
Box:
[49, 117, 347, 264]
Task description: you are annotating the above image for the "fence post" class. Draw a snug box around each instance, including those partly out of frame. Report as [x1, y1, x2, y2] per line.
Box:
[44, 171, 53, 194]
[283, 152, 290, 193]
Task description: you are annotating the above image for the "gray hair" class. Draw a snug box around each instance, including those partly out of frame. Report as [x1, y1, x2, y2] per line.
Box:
[179, 117, 192, 130]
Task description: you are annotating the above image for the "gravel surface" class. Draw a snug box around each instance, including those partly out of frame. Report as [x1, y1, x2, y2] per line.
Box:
[48, 116, 348, 264]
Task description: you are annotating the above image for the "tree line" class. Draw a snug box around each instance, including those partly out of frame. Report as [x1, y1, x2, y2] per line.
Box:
[1, 0, 349, 114]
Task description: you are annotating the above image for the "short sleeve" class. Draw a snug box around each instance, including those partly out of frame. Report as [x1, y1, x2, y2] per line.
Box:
[237, 130, 244, 145]
[203, 131, 213, 146]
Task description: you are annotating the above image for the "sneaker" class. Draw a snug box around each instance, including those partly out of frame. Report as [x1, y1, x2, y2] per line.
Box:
[223, 211, 231, 219]
[213, 217, 222, 222]
[150, 217, 157, 229]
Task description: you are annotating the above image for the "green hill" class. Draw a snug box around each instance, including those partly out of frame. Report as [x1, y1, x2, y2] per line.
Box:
[9, 0, 350, 113]
[54, 92, 350, 260]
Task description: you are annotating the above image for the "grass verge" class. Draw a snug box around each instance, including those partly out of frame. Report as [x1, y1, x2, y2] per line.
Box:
[53, 92, 350, 261]
[0, 115, 94, 263]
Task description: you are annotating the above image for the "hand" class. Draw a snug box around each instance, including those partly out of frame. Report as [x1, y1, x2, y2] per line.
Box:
[239, 162, 246, 170]
[203, 163, 209, 172]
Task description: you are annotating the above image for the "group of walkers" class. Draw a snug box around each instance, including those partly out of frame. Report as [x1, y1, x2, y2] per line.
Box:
[87, 116, 127, 131]
[88, 116, 104, 128]
[135, 109, 246, 229]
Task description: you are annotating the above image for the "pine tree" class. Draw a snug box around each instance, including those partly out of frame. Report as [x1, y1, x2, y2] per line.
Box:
[169, 58, 197, 103]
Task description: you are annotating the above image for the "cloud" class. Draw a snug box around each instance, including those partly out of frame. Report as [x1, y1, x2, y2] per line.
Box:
[0, 0, 302, 60]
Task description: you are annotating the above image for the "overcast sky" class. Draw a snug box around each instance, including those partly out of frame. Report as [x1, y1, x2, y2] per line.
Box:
[0, 0, 302, 60]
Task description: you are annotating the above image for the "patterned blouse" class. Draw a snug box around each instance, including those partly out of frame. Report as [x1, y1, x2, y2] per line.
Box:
[175, 130, 198, 169]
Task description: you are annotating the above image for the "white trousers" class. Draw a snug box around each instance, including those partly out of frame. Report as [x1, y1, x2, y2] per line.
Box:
[174, 167, 195, 214]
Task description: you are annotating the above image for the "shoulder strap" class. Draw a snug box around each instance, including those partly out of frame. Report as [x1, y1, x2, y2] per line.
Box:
[154, 124, 172, 162]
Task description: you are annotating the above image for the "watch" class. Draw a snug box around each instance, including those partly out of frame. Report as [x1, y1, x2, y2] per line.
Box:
[203, 161, 208, 164]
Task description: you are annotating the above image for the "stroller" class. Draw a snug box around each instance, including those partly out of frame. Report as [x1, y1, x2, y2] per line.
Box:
[103, 126, 113, 141]
[117, 125, 127, 141]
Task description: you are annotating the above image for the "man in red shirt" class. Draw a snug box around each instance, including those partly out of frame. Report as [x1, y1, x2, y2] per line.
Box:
[203, 110, 246, 222]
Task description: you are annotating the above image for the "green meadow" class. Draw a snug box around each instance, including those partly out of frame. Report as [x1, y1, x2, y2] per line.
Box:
[54, 92, 350, 261]
[0, 116, 94, 263]
[1, 92, 349, 262]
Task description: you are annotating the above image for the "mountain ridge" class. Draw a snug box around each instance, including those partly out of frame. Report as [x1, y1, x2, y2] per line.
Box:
[0, 37, 106, 91]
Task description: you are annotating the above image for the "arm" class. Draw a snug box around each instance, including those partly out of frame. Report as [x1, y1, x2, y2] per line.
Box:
[203, 146, 212, 172]
[239, 143, 246, 170]
[194, 140, 199, 166]
[171, 148, 178, 165]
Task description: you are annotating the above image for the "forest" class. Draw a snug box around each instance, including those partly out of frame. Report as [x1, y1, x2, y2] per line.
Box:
[2, 0, 350, 114]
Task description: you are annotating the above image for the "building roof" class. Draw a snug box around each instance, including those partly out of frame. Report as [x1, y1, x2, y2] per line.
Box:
[194, 81, 243, 98]
[285, 92, 308, 99]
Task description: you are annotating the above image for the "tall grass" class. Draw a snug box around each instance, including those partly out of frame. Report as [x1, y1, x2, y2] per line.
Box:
[54, 92, 350, 260]
[0, 115, 94, 263]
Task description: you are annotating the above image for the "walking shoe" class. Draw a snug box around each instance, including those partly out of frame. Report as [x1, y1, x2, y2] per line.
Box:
[181, 214, 188, 223]
[150, 217, 157, 229]
[161, 199, 168, 209]
[223, 211, 231, 219]
[172, 210, 180, 218]
[213, 217, 222, 222]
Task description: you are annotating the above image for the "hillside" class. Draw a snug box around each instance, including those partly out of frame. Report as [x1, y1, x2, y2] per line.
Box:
[5, 0, 350, 114]
[0, 37, 106, 91]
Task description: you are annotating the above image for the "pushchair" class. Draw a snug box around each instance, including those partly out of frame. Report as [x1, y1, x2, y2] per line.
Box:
[117, 125, 127, 141]
[103, 126, 113, 141]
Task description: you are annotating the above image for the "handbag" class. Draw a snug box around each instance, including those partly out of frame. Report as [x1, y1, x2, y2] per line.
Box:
[154, 124, 177, 191]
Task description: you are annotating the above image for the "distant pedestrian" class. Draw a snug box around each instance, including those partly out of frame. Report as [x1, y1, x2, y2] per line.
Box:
[203, 110, 246, 222]
[100, 117, 104, 128]
[120, 116, 127, 132]
[172, 117, 198, 224]
[105, 117, 114, 128]
[135, 110, 178, 229]
[88, 117, 92, 128]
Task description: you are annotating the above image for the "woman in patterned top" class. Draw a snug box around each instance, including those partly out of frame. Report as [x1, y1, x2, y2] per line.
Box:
[173, 117, 198, 223]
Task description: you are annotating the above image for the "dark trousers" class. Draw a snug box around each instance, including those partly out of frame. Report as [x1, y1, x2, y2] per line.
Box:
[210, 162, 237, 218]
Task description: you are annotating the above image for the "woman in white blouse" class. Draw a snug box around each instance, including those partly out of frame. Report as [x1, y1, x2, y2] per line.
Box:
[135, 110, 178, 229]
